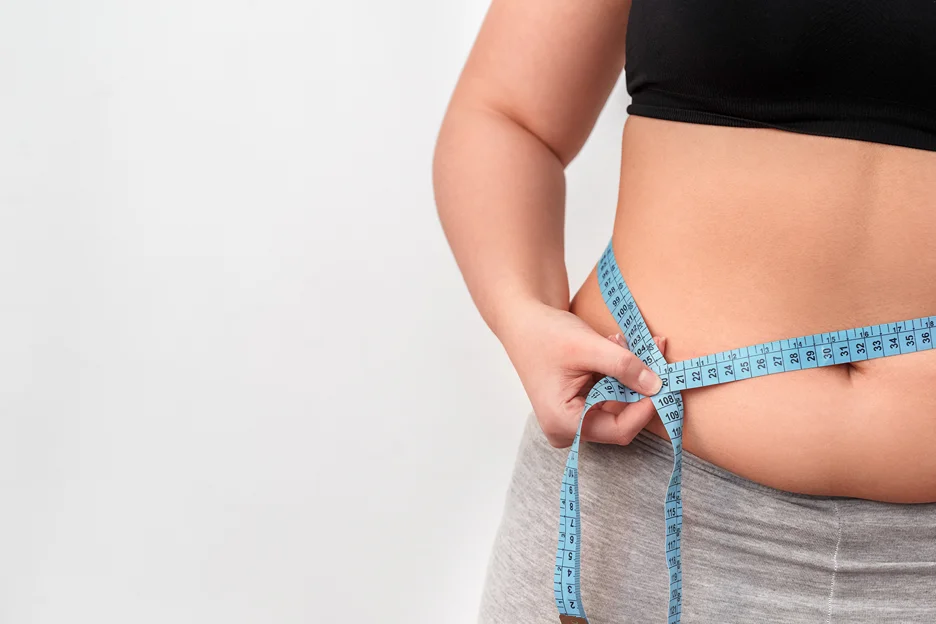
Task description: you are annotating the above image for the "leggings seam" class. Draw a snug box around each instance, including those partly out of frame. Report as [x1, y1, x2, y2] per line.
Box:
[826, 500, 842, 624]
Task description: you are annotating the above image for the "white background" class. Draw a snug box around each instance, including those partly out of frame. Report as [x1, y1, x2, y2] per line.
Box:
[0, 1, 630, 622]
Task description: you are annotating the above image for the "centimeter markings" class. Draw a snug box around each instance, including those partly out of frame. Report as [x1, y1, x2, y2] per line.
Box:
[554, 240, 936, 624]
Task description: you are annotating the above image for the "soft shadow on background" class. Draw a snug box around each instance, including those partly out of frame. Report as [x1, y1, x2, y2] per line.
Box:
[2, 2, 630, 622]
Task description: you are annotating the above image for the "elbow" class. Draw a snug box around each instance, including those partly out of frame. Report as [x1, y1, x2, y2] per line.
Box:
[431, 104, 473, 221]
[431, 117, 451, 218]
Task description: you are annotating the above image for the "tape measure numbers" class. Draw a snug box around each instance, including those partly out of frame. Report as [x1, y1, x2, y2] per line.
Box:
[554, 240, 936, 624]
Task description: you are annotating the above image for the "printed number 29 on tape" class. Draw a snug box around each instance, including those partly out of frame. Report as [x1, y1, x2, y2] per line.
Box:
[554, 240, 935, 624]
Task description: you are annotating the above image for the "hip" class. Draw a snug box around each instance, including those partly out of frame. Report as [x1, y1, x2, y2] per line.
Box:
[479, 412, 936, 623]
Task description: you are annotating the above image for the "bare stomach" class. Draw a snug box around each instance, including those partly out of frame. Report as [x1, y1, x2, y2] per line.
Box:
[570, 116, 936, 503]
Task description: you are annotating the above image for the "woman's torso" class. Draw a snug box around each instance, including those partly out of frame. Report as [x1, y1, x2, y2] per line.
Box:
[570, 116, 936, 503]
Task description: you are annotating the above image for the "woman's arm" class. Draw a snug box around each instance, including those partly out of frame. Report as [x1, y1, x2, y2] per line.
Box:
[433, 0, 631, 331]
[433, 0, 664, 447]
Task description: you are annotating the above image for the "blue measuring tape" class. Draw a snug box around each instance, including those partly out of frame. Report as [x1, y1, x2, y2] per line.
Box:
[554, 240, 936, 624]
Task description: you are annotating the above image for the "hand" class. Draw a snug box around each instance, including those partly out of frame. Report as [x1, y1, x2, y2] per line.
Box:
[498, 299, 667, 448]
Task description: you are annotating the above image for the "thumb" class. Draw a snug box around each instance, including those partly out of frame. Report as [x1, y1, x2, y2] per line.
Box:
[586, 332, 663, 396]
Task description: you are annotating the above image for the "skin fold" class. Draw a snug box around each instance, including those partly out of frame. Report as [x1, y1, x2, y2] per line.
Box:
[572, 117, 936, 502]
[433, 0, 936, 503]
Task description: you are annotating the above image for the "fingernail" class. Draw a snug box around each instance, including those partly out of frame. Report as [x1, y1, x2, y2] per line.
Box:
[638, 368, 663, 395]
[613, 333, 628, 348]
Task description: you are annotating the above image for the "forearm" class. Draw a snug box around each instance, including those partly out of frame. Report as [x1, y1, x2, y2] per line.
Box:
[432, 103, 571, 338]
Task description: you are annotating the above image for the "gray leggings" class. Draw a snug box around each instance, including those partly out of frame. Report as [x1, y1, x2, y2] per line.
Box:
[478, 412, 936, 623]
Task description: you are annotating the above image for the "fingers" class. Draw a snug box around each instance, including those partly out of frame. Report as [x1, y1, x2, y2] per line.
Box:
[542, 394, 587, 448]
[580, 398, 659, 445]
[607, 333, 668, 356]
[582, 333, 663, 396]
[541, 330, 670, 449]
[574, 333, 669, 445]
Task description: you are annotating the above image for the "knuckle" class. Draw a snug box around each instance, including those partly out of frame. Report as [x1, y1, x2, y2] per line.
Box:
[538, 412, 572, 448]
[540, 419, 564, 444]
[545, 432, 572, 448]
[617, 427, 640, 445]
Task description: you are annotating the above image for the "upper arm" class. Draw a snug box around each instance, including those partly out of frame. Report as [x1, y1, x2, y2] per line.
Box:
[450, 0, 633, 166]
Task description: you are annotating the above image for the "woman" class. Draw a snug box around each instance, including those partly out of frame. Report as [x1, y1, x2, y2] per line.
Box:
[432, 0, 936, 622]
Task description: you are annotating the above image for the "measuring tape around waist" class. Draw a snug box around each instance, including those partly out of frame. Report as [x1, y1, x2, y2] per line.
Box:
[554, 240, 936, 624]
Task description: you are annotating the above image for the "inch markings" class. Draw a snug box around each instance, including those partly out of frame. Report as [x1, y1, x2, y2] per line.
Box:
[554, 240, 935, 624]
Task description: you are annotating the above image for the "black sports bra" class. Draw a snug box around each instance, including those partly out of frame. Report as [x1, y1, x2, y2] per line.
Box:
[624, 0, 936, 152]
